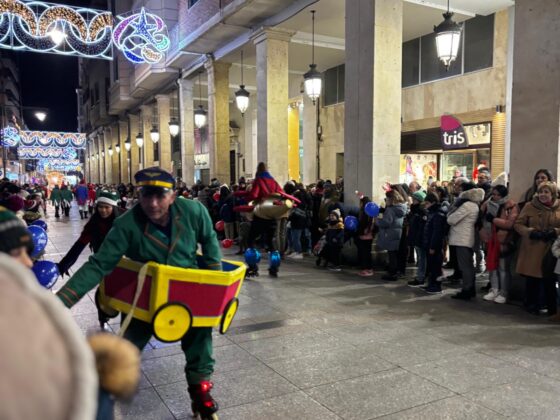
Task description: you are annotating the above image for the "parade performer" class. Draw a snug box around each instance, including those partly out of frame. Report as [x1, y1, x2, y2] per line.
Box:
[75, 179, 89, 219]
[56, 167, 223, 420]
[57, 190, 121, 328]
[88, 183, 97, 215]
[50, 183, 62, 218]
[236, 162, 285, 278]
[60, 184, 73, 217]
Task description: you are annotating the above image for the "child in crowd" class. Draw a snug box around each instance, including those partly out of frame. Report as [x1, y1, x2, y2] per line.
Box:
[407, 191, 428, 287]
[356, 196, 376, 277]
[317, 208, 345, 271]
[421, 193, 447, 294]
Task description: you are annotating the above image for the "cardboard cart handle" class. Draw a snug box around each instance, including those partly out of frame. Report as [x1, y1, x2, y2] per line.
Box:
[117, 263, 149, 338]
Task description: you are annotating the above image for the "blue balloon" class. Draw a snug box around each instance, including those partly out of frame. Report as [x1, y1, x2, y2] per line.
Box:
[32, 260, 59, 289]
[269, 251, 281, 269]
[244, 248, 259, 266]
[344, 215, 359, 232]
[364, 202, 380, 218]
[28, 225, 48, 257]
[30, 219, 48, 231]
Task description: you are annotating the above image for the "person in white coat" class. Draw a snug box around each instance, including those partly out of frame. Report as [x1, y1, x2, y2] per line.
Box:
[447, 182, 485, 300]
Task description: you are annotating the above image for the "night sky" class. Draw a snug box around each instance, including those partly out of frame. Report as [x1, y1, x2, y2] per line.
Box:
[15, 0, 108, 133]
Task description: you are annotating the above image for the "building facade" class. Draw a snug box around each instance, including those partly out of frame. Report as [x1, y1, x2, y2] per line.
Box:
[81, 0, 557, 204]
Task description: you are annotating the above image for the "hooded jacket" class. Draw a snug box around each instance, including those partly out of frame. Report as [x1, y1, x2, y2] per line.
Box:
[376, 203, 407, 251]
[447, 188, 485, 248]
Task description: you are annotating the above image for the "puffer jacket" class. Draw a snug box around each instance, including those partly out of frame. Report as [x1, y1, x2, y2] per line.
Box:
[515, 197, 560, 278]
[447, 188, 485, 248]
[376, 203, 407, 251]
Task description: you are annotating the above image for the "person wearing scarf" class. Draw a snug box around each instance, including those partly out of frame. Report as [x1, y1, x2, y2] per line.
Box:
[515, 181, 560, 315]
[479, 185, 519, 303]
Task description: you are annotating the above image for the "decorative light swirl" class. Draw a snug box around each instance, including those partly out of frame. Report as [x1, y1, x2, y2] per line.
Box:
[2, 129, 86, 149]
[113, 7, 169, 64]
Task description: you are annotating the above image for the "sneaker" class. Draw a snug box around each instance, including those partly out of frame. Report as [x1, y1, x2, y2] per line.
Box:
[358, 270, 374, 277]
[445, 274, 462, 282]
[494, 294, 507, 304]
[483, 289, 499, 301]
[407, 279, 425, 288]
[451, 289, 475, 300]
[328, 265, 342, 272]
[424, 284, 443, 294]
[288, 253, 303, 260]
[436, 275, 446, 283]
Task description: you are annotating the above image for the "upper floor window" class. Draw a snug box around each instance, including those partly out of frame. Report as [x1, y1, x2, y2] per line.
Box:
[188, 0, 200, 7]
[322, 64, 345, 107]
[402, 13, 494, 87]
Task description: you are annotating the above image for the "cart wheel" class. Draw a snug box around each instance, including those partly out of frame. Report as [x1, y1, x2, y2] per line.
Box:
[94, 288, 119, 319]
[219, 298, 239, 335]
[152, 302, 192, 343]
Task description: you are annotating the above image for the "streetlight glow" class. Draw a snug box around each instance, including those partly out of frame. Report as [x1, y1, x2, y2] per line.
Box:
[34, 111, 47, 122]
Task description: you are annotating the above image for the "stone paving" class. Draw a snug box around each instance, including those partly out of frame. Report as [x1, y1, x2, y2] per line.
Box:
[47, 206, 560, 420]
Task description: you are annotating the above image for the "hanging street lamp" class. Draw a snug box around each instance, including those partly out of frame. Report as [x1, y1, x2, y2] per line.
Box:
[115, 144, 121, 153]
[235, 50, 250, 114]
[169, 118, 179, 137]
[124, 137, 131, 151]
[434, 0, 462, 70]
[194, 71, 207, 129]
[135, 132, 144, 148]
[150, 126, 160, 143]
[108, 146, 113, 156]
[303, 10, 322, 104]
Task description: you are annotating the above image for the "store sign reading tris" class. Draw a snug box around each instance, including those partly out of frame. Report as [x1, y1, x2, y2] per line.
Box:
[440, 115, 469, 150]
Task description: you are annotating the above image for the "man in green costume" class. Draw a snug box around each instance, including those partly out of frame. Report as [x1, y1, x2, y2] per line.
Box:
[57, 167, 222, 419]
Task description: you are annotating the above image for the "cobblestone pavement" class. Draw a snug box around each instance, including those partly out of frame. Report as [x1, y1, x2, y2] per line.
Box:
[48, 207, 560, 420]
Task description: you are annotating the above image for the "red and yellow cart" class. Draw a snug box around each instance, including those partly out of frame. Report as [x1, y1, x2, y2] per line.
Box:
[97, 258, 246, 342]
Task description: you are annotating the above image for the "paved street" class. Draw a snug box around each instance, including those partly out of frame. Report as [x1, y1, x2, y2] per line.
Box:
[48, 207, 560, 420]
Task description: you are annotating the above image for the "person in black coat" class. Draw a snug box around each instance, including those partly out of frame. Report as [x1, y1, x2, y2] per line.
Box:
[407, 192, 428, 287]
[422, 193, 447, 294]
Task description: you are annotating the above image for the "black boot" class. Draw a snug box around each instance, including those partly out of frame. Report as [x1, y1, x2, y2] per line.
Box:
[83, 211, 88, 219]
[79, 210, 83, 220]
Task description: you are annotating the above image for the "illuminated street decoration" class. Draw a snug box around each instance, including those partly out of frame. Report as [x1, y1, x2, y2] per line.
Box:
[37, 158, 81, 172]
[113, 7, 169, 64]
[1, 128, 86, 148]
[0, 0, 113, 59]
[17, 146, 77, 159]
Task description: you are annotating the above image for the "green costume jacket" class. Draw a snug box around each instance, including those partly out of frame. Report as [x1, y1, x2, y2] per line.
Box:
[58, 197, 222, 308]
[61, 189, 73, 202]
[50, 187, 61, 204]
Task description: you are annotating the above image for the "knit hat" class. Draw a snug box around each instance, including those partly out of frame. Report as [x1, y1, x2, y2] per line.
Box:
[96, 190, 119, 207]
[411, 191, 426, 202]
[0, 206, 33, 254]
[6, 195, 24, 212]
[491, 172, 508, 187]
[330, 208, 341, 218]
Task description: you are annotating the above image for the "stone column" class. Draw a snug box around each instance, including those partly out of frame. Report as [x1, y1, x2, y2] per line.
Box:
[508, 0, 560, 200]
[128, 114, 141, 178]
[96, 135, 101, 184]
[252, 28, 292, 184]
[302, 95, 317, 184]
[118, 119, 129, 184]
[156, 94, 172, 173]
[103, 127, 112, 184]
[140, 105, 154, 169]
[179, 79, 195, 185]
[344, 0, 403, 205]
[204, 60, 231, 184]
[111, 123, 119, 184]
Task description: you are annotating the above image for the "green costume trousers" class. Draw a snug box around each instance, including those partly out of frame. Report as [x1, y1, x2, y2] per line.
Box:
[123, 317, 215, 385]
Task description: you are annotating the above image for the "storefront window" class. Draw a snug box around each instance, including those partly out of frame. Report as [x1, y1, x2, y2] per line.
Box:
[441, 152, 474, 181]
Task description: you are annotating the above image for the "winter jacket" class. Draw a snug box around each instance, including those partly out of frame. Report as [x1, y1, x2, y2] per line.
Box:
[60, 188, 73, 204]
[376, 203, 407, 251]
[50, 187, 62, 205]
[325, 221, 345, 247]
[407, 204, 428, 247]
[514, 197, 560, 278]
[75, 184, 88, 205]
[289, 190, 311, 230]
[447, 188, 485, 248]
[422, 204, 447, 251]
[219, 195, 236, 223]
[479, 199, 519, 244]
